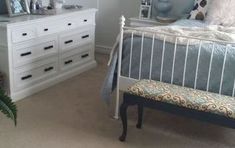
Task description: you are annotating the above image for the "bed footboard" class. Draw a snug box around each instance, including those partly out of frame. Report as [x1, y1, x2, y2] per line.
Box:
[114, 16, 235, 119]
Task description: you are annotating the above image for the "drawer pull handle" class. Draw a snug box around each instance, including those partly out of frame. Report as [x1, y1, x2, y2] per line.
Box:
[21, 52, 32, 57]
[44, 67, 54, 72]
[68, 23, 72, 26]
[81, 54, 89, 58]
[84, 19, 87, 22]
[82, 35, 89, 39]
[64, 60, 73, 65]
[44, 45, 54, 50]
[22, 33, 27, 36]
[21, 75, 32, 80]
[44, 28, 49, 32]
[64, 40, 73, 44]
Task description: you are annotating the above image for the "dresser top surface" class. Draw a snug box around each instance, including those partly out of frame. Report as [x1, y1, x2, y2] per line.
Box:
[0, 8, 97, 27]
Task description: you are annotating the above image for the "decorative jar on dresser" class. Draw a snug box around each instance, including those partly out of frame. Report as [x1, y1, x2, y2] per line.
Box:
[0, 8, 97, 101]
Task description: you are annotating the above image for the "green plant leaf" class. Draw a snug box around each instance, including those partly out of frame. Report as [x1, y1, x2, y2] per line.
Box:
[0, 88, 17, 126]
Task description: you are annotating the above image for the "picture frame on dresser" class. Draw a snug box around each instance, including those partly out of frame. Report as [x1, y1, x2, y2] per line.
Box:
[139, 0, 152, 19]
[5, 0, 30, 17]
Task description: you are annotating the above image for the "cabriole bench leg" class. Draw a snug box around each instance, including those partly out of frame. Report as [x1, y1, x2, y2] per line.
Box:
[119, 102, 128, 142]
[136, 104, 144, 129]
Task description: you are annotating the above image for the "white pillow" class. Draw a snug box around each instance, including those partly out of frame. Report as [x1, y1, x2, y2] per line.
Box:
[188, 0, 210, 20]
[205, 0, 235, 27]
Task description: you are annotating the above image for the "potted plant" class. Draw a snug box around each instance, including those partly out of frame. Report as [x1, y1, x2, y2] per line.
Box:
[0, 87, 17, 125]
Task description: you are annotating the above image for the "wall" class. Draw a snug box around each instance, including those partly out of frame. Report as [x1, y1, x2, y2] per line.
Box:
[170, 0, 194, 15]
[95, 0, 121, 51]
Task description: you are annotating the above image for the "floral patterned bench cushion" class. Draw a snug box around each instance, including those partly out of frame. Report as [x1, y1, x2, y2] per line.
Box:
[127, 80, 235, 119]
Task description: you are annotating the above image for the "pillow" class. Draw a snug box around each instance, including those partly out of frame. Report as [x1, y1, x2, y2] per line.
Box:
[205, 0, 235, 27]
[188, 0, 210, 21]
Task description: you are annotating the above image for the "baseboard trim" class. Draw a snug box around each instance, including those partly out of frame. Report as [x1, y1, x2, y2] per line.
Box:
[95, 45, 111, 55]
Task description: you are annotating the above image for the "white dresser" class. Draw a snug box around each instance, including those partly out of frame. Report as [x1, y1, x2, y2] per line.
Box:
[0, 8, 97, 101]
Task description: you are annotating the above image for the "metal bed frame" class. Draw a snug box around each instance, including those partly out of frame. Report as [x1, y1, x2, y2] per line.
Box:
[114, 16, 235, 119]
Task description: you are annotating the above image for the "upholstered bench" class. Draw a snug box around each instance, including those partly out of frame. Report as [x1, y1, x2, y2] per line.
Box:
[119, 80, 235, 142]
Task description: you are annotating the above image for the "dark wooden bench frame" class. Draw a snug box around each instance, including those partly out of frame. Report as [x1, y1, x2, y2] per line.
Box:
[119, 93, 235, 142]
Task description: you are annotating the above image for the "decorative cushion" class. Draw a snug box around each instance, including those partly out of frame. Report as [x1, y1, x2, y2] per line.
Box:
[205, 0, 235, 27]
[188, 0, 210, 20]
[127, 80, 235, 119]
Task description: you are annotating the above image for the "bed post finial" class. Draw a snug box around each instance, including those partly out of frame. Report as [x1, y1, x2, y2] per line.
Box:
[120, 15, 126, 28]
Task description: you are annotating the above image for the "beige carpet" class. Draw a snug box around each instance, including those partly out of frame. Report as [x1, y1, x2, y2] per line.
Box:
[0, 53, 235, 148]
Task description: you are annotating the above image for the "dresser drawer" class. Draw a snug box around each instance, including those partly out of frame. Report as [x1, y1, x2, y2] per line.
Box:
[61, 17, 77, 30]
[13, 58, 58, 90]
[60, 28, 94, 51]
[11, 27, 37, 43]
[13, 40, 58, 67]
[37, 23, 63, 36]
[60, 50, 92, 70]
[37, 19, 72, 36]
[76, 14, 95, 26]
